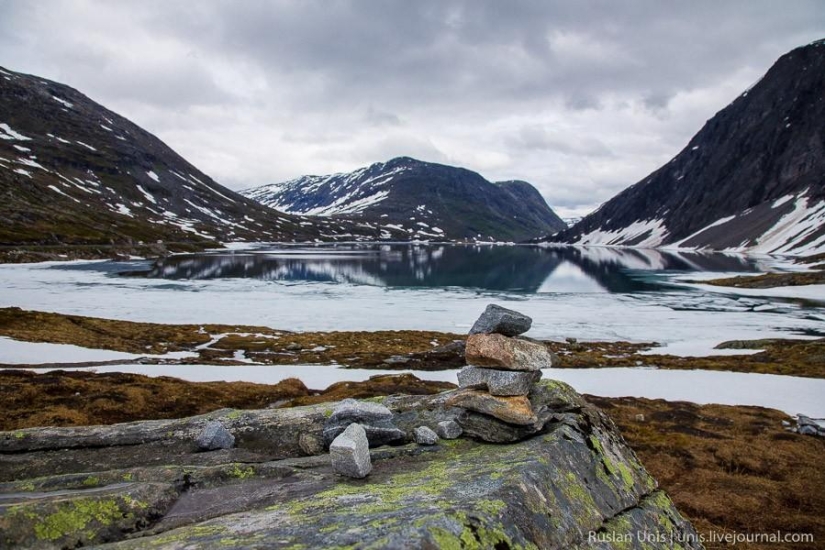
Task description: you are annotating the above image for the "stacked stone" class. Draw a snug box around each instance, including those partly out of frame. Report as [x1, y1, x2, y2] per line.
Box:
[447, 304, 555, 429]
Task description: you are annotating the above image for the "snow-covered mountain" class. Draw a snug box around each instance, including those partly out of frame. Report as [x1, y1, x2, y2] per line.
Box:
[242, 157, 567, 242]
[0, 66, 392, 247]
[552, 40, 825, 256]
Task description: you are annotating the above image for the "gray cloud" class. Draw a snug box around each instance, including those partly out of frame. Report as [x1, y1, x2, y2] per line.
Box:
[0, 0, 822, 217]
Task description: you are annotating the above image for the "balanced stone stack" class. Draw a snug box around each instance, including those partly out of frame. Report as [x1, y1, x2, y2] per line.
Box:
[447, 304, 555, 431]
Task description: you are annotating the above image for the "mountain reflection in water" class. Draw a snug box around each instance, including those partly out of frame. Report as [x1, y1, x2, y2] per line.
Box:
[130, 244, 760, 294]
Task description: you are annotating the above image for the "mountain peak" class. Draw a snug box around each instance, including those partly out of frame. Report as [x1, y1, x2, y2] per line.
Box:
[552, 41, 825, 255]
[243, 159, 566, 241]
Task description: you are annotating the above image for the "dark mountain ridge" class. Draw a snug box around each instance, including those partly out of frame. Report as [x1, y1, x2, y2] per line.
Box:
[242, 157, 567, 242]
[0, 66, 391, 249]
[552, 39, 825, 255]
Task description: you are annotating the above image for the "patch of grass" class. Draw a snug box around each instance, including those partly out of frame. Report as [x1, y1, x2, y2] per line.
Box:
[702, 270, 825, 289]
[588, 396, 825, 550]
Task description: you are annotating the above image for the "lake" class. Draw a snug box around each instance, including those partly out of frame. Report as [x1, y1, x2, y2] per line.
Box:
[0, 244, 822, 357]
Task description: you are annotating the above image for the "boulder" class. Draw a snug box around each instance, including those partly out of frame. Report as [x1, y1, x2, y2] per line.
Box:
[466, 333, 554, 371]
[329, 423, 372, 478]
[445, 389, 538, 426]
[195, 421, 235, 451]
[457, 365, 541, 396]
[436, 420, 463, 440]
[413, 426, 439, 445]
[469, 304, 532, 336]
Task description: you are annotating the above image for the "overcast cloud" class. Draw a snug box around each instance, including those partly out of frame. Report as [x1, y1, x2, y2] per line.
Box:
[1, 1, 822, 217]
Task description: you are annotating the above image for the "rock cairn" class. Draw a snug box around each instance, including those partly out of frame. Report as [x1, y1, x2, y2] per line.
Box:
[447, 304, 555, 430]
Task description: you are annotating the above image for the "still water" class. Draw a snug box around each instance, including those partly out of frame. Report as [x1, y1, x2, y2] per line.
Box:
[124, 243, 761, 294]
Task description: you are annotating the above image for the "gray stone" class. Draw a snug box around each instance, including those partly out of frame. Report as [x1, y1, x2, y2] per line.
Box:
[469, 304, 532, 336]
[457, 366, 541, 396]
[465, 333, 555, 371]
[799, 424, 818, 436]
[324, 398, 405, 447]
[330, 423, 372, 478]
[323, 423, 406, 448]
[413, 426, 439, 445]
[329, 398, 394, 424]
[195, 421, 235, 451]
[383, 355, 410, 364]
[436, 420, 462, 440]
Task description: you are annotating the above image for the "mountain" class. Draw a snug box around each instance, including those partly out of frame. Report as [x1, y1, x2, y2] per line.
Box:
[552, 40, 825, 256]
[242, 157, 567, 242]
[0, 66, 388, 249]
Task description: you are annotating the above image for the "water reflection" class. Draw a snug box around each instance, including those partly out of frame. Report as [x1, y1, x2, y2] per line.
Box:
[127, 244, 759, 294]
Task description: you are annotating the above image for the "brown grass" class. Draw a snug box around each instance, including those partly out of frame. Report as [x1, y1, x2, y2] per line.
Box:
[0, 370, 454, 430]
[588, 396, 825, 550]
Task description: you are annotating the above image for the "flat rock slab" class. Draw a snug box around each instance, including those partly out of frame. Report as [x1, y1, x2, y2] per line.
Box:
[466, 333, 555, 371]
[445, 389, 538, 426]
[469, 304, 532, 336]
[457, 365, 541, 396]
[330, 423, 372, 478]
[329, 398, 394, 424]
[323, 398, 405, 447]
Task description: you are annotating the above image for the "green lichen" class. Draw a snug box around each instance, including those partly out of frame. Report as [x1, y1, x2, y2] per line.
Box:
[31, 498, 123, 542]
[13, 431, 25, 439]
[82, 476, 99, 487]
[323, 408, 333, 418]
[122, 472, 134, 481]
[228, 464, 255, 479]
[225, 410, 243, 420]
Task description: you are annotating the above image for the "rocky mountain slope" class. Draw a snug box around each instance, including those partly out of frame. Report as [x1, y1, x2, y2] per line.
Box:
[243, 157, 567, 242]
[0, 66, 394, 248]
[552, 39, 825, 255]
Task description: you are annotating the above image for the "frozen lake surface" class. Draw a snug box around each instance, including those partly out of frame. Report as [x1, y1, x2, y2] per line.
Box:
[20, 363, 825, 418]
[0, 244, 822, 357]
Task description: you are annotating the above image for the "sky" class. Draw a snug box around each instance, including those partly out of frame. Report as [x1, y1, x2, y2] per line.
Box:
[1, 1, 823, 218]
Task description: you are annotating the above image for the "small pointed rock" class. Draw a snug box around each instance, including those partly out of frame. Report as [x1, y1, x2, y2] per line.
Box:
[195, 421, 235, 451]
[413, 426, 439, 445]
[330, 423, 372, 478]
[469, 304, 532, 336]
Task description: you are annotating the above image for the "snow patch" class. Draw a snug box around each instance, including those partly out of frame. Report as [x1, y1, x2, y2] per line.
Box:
[0, 123, 32, 141]
[52, 96, 74, 109]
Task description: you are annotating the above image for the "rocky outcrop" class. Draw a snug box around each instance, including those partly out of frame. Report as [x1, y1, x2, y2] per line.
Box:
[0, 380, 702, 549]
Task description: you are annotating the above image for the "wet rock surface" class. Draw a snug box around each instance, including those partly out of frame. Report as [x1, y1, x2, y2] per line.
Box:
[469, 303, 533, 336]
[0, 380, 701, 549]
